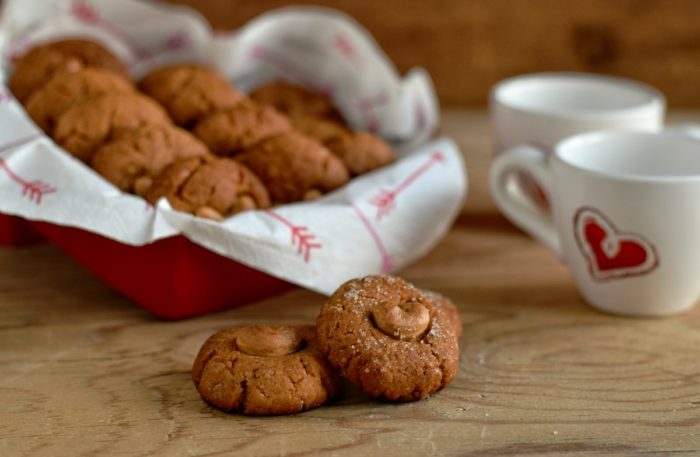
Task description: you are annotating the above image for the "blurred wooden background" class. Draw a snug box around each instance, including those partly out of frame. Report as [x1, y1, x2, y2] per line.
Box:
[165, 0, 700, 107]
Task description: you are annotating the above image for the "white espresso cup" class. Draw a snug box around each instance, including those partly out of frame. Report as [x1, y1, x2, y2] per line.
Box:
[492, 72, 665, 206]
[490, 130, 700, 316]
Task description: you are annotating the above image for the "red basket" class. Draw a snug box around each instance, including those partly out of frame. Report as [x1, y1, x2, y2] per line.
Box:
[31, 222, 294, 319]
[0, 214, 43, 245]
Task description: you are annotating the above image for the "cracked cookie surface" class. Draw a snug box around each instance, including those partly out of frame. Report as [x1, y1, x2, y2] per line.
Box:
[54, 92, 171, 162]
[316, 275, 459, 402]
[192, 324, 341, 415]
[10, 38, 129, 103]
[250, 81, 343, 122]
[193, 100, 291, 156]
[91, 124, 210, 195]
[235, 131, 350, 203]
[26, 67, 133, 134]
[138, 64, 243, 127]
[145, 156, 270, 220]
[293, 116, 395, 176]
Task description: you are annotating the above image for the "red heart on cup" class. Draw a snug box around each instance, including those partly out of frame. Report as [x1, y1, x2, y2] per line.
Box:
[573, 207, 659, 280]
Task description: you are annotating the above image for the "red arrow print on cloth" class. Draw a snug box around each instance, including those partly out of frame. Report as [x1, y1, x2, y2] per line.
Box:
[335, 34, 356, 60]
[370, 150, 447, 220]
[264, 210, 321, 263]
[358, 91, 389, 133]
[352, 204, 393, 274]
[0, 134, 57, 204]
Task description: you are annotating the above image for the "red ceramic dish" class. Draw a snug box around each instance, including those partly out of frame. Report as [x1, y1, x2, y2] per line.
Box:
[0, 214, 43, 245]
[30, 222, 293, 319]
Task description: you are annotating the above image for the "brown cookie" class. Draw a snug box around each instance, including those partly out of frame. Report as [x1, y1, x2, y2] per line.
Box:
[236, 132, 350, 203]
[145, 156, 270, 220]
[193, 100, 292, 156]
[91, 124, 210, 195]
[192, 325, 341, 415]
[138, 64, 244, 127]
[316, 275, 460, 402]
[291, 115, 348, 145]
[25, 67, 133, 134]
[9, 38, 129, 103]
[325, 131, 395, 176]
[422, 289, 463, 340]
[293, 116, 395, 176]
[250, 81, 343, 122]
[53, 93, 171, 162]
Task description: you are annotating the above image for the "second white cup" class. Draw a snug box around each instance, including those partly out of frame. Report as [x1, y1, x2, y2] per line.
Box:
[491, 72, 666, 207]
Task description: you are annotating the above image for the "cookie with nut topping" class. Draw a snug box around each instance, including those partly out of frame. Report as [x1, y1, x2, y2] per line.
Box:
[316, 275, 460, 402]
[235, 131, 350, 203]
[138, 64, 244, 127]
[145, 156, 270, 220]
[192, 324, 341, 415]
[9, 38, 129, 103]
[91, 124, 210, 196]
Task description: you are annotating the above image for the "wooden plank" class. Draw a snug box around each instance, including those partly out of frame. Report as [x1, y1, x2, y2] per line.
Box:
[1, 110, 700, 456]
[164, 0, 700, 107]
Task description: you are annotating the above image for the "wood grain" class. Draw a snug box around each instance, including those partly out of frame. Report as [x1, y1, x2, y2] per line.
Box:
[1, 111, 700, 456]
[164, 0, 700, 108]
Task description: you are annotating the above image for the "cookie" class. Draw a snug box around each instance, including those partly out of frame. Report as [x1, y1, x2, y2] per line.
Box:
[145, 156, 270, 220]
[9, 38, 129, 103]
[25, 67, 133, 134]
[316, 275, 460, 402]
[422, 289, 463, 340]
[91, 124, 210, 195]
[293, 116, 395, 176]
[193, 100, 292, 156]
[250, 81, 343, 122]
[291, 115, 348, 145]
[235, 132, 350, 203]
[138, 64, 244, 127]
[53, 93, 171, 162]
[192, 324, 341, 415]
[324, 131, 395, 176]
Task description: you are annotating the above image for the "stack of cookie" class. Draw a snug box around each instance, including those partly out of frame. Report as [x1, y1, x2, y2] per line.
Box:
[193, 275, 463, 416]
[11, 38, 397, 221]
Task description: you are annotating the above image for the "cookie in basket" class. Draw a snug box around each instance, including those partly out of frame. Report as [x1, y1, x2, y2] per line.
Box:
[235, 131, 350, 203]
[9, 38, 129, 103]
[53, 92, 171, 162]
[316, 275, 460, 402]
[250, 81, 344, 123]
[193, 100, 292, 156]
[293, 116, 395, 176]
[145, 156, 270, 220]
[138, 64, 244, 127]
[25, 67, 134, 134]
[193, 325, 341, 415]
[91, 124, 211, 196]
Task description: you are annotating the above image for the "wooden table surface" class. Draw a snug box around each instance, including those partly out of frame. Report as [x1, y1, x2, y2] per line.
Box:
[2, 110, 700, 456]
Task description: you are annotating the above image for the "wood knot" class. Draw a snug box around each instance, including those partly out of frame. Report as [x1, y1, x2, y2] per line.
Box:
[235, 325, 304, 357]
[372, 299, 431, 341]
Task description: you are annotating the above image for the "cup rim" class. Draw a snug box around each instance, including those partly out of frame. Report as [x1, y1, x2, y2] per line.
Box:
[491, 72, 666, 121]
[554, 130, 700, 183]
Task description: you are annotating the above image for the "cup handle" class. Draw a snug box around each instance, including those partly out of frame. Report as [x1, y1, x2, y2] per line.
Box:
[489, 145, 562, 256]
